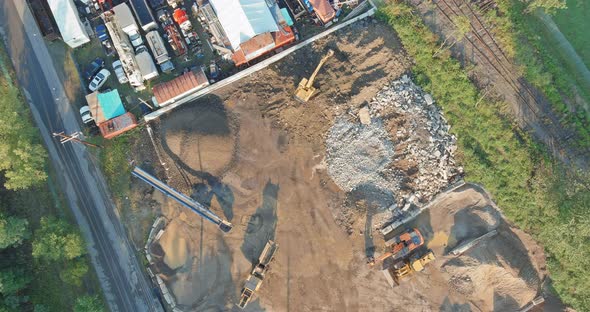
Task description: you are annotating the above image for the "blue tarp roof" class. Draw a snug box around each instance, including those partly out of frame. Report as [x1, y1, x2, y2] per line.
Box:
[280, 8, 294, 26]
[97, 90, 125, 120]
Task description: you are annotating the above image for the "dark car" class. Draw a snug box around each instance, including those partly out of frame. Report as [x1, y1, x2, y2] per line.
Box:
[148, 0, 166, 10]
[83, 58, 105, 81]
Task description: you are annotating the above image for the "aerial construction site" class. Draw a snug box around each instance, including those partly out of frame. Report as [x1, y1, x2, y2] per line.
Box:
[116, 16, 556, 312]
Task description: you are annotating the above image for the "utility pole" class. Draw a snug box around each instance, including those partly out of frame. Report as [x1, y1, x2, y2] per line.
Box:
[53, 132, 102, 148]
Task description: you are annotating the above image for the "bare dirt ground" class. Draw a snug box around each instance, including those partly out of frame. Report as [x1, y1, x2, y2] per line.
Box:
[130, 19, 550, 311]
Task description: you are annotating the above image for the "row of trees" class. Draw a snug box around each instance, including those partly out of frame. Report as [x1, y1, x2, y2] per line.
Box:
[0, 47, 104, 311]
[377, 3, 590, 310]
[0, 213, 103, 311]
[0, 81, 47, 190]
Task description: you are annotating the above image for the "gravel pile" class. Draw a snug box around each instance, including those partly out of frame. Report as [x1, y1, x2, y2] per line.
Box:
[326, 118, 396, 193]
[326, 75, 462, 216]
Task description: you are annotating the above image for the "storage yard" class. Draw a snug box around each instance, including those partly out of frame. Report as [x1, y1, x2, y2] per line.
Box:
[112, 18, 555, 311]
[32, 0, 373, 140]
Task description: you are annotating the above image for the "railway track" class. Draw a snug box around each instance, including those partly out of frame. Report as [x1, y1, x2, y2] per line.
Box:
[431, 0, 583, 161]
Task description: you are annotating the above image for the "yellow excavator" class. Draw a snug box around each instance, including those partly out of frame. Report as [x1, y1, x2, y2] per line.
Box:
[294, 49, 334, 102]
[382, 250, 436, 286]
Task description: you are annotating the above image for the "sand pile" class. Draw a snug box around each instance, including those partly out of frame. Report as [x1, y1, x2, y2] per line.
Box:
[444, 255, 537, 310]
[160, 101, 238, 176]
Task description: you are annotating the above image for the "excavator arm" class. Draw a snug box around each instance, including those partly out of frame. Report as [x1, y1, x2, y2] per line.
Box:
[305, 49, 334, 88]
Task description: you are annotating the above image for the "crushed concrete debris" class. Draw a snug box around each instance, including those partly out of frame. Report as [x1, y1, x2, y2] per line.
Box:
[326, 76, 462, 221]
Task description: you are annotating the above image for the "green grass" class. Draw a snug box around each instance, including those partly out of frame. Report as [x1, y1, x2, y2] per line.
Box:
[553, 0, 590, 68]
[378, 3, 590, 310]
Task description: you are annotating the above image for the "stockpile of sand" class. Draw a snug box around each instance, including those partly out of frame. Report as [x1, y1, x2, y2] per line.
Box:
[160, 101, 238, 176]
[444, 254, 537, 310]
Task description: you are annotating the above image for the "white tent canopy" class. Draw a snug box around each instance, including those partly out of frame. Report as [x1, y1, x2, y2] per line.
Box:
[209, 0, 279, 50]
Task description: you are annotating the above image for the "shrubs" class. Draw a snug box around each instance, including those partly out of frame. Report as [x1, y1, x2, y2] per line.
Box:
[377, 3, 590, 310]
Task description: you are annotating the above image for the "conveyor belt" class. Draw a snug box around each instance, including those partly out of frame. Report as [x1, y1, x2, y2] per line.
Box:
[132, 167, 232, 232]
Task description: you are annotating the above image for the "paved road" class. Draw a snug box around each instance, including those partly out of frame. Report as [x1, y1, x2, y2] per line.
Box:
[0, 1, 162, 311]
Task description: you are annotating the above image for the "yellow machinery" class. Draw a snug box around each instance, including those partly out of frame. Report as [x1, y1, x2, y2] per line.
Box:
[294, 49, 334, 102]
[382, 250, 436, 286]
[237, 240, 278, 309]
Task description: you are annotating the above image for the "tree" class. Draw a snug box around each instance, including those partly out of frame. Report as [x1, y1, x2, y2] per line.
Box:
[59, 259, 88, 286]
[32, 217, 86, 262]
[74, 295, 104, 312]
[0, 214, 29, 249]
[0, 268, 30, 295]
[0, 83, 47, 190]
[524, 0, 567, 13]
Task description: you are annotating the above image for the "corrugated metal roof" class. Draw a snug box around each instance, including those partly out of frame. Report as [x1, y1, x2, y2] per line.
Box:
[100, 112, 138, 139]
[209, 0, 279, 49]
[46, 0, 90, 48]
[152, 69, 209, 106]
[309, 0, 336, 23]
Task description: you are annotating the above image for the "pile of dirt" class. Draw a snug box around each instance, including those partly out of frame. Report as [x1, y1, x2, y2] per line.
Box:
[159, 100, 238, 177]
[443, 248, 538, 311]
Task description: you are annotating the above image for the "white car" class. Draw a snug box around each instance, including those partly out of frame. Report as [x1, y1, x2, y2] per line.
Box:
[128, 29, 143, 47]
[112, 60, 128, 84]
[88, 68, 110, 92]
[79, 105, 94, 124]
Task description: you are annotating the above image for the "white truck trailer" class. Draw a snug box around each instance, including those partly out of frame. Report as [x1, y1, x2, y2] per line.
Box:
[145, 31, 175, 73]
[112, 3, 143, 47]
[136, 49, 159, 81]
[46, 0, 90, 48]
[102, 12, 145, 90]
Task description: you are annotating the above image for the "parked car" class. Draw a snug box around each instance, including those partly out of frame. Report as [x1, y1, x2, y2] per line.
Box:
[135, 45, 148, 54]
[83, 57, 105, 81]
[79, 105, 94, 124]
[128, 29, 143, 47]
[88, 69, 110, 92]
[112, 60, 128, 84]
[96, 24, 116, 56]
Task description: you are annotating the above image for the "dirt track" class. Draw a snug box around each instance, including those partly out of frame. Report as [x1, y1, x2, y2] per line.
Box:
[132, 19, 549, 312]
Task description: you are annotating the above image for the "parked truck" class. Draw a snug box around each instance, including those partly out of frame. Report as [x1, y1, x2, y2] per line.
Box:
[129, 0, 158, 32]
[135, 46, 159, 81]
[237, 240, 278, 309]
[46, 0, 90, 48]
[145, 31, 175, 73]
[112, 3, 143, 47]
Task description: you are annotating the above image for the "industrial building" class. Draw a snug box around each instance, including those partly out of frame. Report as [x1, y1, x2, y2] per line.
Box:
[198, 0, 296, 66]
[45, 0, 90, 48]
[152, 68, 210, 107]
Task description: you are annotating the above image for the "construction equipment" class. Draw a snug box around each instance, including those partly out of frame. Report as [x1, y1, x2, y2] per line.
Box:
[370, 228, 424, 266]
[382, 250, 436, 287]
[131, 167, 233, 232]
[294, 49, 334, 102]
[237, 240, 278, 309]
